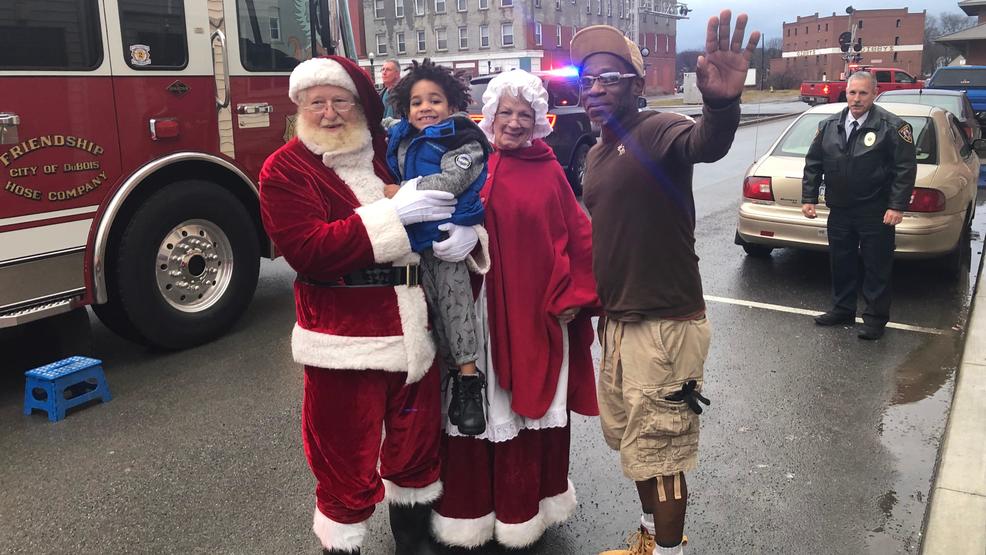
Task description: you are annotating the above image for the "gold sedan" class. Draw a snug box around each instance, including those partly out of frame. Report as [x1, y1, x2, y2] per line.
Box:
[735, 102, 981, 271]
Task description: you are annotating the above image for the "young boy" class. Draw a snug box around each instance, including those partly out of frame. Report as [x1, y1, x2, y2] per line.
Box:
[384, 59, 491, 436]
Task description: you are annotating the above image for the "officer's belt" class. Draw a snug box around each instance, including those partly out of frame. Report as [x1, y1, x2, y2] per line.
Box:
[298, 264, 420, 288]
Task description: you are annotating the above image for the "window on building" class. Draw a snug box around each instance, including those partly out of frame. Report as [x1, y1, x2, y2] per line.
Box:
[896, 18, 901, 28]
[459, 26, 468, 48]
[894, 36, 900, 45]
[817, 24, 820, 31]
[597, 0, 602, 15]
[804, 26, 807, 34]
[396, 0, 405, 17]
[502, 0, 513, 6]
[535, 22, 542, 45]
[607, 0, 612, 16]
[436, 28, 447, 50]
[417, 29, 426, 51]
[618, 0, 623, 17]
[375, 0, 385, 18]
[457, 0, 466, 10]
[397, 31, 406, 53]
[480, 24, 490, 47]
[415, 0, 424, 15]
[893, 52, 898, 62]
[121, 0, 187, 69]
[535, 0, 541, 6]
[435, 0, 446, 13]
[556, 0, 560, 9]
[480, 0, 489, 9]
[556, 25, 562, 46]
[794, 28, 797, 36]
[502, 22, 514, 46]
[786, 28, 790, 37]
[269, 8, 281, 41]
[376, 34, 387, 54]
[858, 19, 863, 29]
[825, 23, 828, 31]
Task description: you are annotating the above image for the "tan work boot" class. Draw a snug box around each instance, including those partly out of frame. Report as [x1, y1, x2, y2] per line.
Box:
[599, 526, 656, 555]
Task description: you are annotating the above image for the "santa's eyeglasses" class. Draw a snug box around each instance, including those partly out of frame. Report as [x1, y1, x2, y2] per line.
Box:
[301, 99, 357, 113]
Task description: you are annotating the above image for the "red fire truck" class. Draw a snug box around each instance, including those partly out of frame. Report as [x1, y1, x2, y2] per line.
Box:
[0, 0, 354, 349]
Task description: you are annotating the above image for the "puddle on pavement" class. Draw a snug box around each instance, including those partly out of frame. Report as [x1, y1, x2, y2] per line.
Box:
[866, 331, 962, 552]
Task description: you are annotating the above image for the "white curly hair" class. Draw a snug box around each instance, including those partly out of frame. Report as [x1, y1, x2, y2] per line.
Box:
[479, 70, 553, 143]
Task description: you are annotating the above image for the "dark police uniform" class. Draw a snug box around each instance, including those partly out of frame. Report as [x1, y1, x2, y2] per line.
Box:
[802, 104, 917, 328]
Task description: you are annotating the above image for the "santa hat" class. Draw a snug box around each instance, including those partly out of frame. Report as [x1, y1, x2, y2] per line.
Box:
[289, 56, 388, 160]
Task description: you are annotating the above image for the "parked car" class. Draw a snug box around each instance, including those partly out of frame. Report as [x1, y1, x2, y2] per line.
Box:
[926, 65, 986, 114]
[734, 103, 982, 274]
[876, 89, 981, 141]
[800, 66, 922, 106]
[469, 70, 597, 195]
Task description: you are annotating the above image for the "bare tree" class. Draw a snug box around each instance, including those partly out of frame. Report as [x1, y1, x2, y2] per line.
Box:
[923, 11, 977, 75]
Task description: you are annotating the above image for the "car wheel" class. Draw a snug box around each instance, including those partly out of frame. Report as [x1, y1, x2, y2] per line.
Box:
[941, 207, 973, 277]
[742, 244, 774, 257]
[568, 143, 591, 196]
[106, 180, 260, 349]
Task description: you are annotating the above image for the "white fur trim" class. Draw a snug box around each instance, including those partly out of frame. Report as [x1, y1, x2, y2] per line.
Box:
[383, 479, 443, 506]
[432, 511, 496, 548]
[312, 507, 366, 552]
[494, 479, 577, 548]
[290, 58, 358, 104]
[355, 199, 413, 263]
[392, 284, 435, 383]
[292, 324, 406, 371]
[466, 225, 491, 275]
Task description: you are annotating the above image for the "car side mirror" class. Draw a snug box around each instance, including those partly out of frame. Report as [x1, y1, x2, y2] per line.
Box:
[637, 96, 647, 109]
[973, 138, 986, 158]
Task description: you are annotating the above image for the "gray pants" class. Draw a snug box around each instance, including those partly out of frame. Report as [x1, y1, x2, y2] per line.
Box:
[420, 249, 479, 368]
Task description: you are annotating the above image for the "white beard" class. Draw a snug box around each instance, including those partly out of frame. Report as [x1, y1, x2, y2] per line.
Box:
[297, 111, 372, 159]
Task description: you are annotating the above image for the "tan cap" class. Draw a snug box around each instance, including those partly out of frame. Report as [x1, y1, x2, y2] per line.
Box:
[570, 25, 645, 76]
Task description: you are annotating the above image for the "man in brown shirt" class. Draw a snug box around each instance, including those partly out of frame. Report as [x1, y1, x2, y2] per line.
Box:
[573, 13, 759, 555]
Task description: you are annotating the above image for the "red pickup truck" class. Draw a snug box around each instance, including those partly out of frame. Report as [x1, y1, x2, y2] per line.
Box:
[800, 67, 924, 105]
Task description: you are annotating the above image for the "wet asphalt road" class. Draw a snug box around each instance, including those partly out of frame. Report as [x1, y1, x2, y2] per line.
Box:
[2, 117, 985, 554]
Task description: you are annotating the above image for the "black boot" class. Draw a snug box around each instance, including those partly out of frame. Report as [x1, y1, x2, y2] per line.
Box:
[389, 503, 439, 555]
[456, 372, 487, 436]
[446, 370, 461, 426]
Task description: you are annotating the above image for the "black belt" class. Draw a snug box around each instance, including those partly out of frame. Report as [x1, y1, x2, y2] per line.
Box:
[298, 264, 420, 288]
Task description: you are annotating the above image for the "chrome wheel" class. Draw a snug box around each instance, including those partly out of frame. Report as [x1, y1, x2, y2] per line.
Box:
[155, 219, 234, 313]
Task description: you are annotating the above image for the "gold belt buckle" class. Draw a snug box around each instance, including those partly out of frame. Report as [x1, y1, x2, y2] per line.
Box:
[406, 264, 420, 287]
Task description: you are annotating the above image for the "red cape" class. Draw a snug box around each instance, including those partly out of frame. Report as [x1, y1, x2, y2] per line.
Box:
[482, 139, 600, 419]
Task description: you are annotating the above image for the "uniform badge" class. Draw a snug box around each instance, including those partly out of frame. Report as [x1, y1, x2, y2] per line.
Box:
[617, 144, 626, 156]
[454, 153, 472, 169]
[863, 131, 876, 147]
[129, 44, 151, 66]
[897, 123, 913, 144]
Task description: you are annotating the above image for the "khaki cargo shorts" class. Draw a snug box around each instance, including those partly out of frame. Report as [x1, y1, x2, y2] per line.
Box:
[597, 315, 711, 482]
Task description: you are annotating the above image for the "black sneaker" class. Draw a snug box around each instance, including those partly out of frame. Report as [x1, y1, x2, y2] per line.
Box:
[814, 310, 856, 326]
[456, 372, 487, 436]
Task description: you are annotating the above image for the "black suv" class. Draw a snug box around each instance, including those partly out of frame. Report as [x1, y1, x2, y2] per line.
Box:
[469, 71, 597, 195]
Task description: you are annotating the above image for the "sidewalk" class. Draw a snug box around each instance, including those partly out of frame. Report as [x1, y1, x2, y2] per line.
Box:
[922, 245, 986, 553]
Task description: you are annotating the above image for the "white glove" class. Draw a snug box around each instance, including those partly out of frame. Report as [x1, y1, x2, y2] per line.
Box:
[432, 223, 479, 263]
[392, 177, 456, 226]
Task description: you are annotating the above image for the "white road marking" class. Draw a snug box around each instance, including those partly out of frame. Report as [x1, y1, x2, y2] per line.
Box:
[704, 294, 947, 335]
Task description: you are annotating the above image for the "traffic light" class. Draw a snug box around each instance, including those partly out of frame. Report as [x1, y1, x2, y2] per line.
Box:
[839, 32, 852, 52]
[853, 37, 862, 52]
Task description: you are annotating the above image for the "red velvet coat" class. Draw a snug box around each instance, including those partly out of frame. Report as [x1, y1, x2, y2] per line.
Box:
[259, 137, 437, 383]
[482, 139, 600, 418]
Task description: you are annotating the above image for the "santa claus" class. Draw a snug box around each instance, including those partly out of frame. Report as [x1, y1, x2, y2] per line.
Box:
[259, 55, 483, 554]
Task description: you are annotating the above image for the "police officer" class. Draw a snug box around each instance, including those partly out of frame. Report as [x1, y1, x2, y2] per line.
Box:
[802, 71, 917, 340]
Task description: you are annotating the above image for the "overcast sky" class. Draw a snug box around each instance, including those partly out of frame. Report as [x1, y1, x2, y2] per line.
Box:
[674, 0, 966, 50]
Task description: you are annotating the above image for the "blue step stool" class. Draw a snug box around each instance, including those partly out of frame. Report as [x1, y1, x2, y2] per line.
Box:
[23, 356, 111, 422]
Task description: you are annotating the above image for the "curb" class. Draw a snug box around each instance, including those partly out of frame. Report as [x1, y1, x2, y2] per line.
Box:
[738, 112, 801, 127]
[921, 241, 986, 553]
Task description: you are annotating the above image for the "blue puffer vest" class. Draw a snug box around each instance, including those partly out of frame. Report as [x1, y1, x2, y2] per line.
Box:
[386, 116, 488, 253]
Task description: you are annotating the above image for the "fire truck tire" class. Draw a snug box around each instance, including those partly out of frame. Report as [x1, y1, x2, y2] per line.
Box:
[111, 181, 260, 350]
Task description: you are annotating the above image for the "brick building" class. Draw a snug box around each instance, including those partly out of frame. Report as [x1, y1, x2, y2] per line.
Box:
[355, 0, 688, 94]
[769, 8, 925, 83]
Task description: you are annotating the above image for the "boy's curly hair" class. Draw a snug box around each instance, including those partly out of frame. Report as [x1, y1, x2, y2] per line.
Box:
[389, 58, 472, 117]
